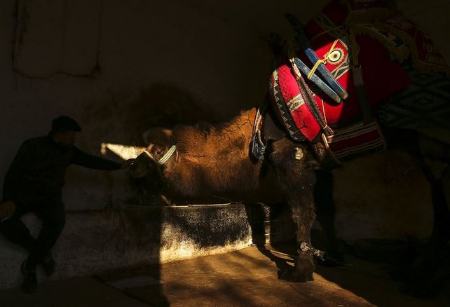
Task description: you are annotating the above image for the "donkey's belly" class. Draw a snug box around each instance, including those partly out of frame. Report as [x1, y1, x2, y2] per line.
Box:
[164, 165, 283, 204]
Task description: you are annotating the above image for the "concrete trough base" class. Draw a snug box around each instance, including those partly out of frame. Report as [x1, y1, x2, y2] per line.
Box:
[0, 203, 253, 289]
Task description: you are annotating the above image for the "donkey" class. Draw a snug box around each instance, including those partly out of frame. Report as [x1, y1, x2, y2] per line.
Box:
[126, 0, 449, 294]
[261, 0, 450, 295]
[128, 109, 320, 281]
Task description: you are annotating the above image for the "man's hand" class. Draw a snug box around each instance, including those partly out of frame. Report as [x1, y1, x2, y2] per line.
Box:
[121, 159, 136, 169]
[0, 201, 16, 221]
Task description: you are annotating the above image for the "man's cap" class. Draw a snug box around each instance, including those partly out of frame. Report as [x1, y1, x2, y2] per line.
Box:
[51, 116, 82, 132]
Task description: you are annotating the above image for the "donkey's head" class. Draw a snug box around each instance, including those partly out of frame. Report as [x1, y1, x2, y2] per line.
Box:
[128, 127, 177, 181]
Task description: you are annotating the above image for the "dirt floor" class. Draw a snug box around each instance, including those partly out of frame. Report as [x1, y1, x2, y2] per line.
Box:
[0, 246, 448, 306]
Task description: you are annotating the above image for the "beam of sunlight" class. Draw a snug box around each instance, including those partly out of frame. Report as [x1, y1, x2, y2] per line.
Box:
[100, 143, 146, 160]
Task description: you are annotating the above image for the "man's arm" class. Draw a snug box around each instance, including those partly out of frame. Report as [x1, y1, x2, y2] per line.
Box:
[3, 141, 35, 200]
[72, 147, 122, 170]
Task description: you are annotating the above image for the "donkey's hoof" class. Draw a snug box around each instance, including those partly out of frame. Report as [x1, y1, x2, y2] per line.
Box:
[290, 270, 314, 282]
[283, 256, 315, 282]
[279, 267, 313, 282]
[299, 256, 315, 280]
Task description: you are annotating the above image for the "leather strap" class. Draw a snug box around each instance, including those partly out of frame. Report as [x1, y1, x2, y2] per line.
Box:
[290, 56, 343, 104]
[143, 145, 177, 165]
[251, 106, 267, 161]
[349, 27, 374, 123]
[290, 58, 334, 138]
[286, 14, 349, 101]
[271, 70, 305, 142]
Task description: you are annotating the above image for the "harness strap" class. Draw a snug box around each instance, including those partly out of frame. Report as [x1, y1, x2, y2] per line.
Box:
[307, 39, 339, 79]
[289, 55, 342, 104]
[290, 58, 334, 137]
[143, 145, 177, 165]
[309, 10, 373, 123]
[159, 145, 177, 164]
[251, 106, 266, 161]
[348, 27, 373, 123]
[286, 14, 349, 101]
[271, 70, 305, 142]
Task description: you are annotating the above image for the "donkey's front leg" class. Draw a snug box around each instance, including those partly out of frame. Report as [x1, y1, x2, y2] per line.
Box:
[270, 139, 318, 281]
[288, 188, 316, 282]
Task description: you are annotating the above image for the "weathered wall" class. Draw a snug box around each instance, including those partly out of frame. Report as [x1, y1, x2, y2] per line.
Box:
[1, 0, 320, 210]
[0, 0, 449, 243]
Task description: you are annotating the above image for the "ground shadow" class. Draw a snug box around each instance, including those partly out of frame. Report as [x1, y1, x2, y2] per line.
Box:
[92, 206, 170, 306]
[313, 237, 450, 306]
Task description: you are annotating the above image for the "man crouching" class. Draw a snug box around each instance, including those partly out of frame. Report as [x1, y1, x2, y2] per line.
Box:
[0, 116, 125, 293]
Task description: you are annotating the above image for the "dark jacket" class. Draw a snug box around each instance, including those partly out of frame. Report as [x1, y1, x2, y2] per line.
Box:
[3, 136, 121, 203]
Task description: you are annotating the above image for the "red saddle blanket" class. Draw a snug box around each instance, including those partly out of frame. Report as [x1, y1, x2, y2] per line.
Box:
[270, 0, 449, 147]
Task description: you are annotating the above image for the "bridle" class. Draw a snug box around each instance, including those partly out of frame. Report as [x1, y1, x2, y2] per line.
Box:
[142, 144, 177, 166]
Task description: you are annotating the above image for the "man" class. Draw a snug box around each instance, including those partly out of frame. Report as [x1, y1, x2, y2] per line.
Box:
[0, 116, 125, 293]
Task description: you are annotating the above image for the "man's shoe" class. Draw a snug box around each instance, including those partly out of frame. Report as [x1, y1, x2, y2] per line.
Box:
[21, 261, 37, 293]
[41, 254, 56, 276]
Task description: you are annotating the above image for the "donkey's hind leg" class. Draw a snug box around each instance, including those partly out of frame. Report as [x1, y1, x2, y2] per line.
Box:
[314, 169, 345, 265]
[418, 136, 450, 243]
[406, 138, 450, 297]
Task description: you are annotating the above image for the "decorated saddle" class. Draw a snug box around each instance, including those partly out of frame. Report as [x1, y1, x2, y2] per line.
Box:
[266, 0, 450, 161]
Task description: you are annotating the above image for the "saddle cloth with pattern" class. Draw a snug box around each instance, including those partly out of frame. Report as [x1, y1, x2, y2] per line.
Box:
[269, 0, 449, 159]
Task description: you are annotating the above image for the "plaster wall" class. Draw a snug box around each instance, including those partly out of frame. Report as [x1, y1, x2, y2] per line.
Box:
[0, 0, 449, 242]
